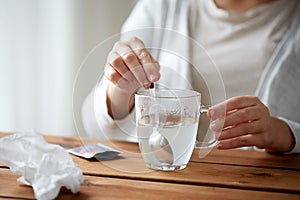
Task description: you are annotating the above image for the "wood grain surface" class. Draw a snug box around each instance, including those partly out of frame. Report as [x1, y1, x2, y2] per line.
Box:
[1, 132, 300, 199]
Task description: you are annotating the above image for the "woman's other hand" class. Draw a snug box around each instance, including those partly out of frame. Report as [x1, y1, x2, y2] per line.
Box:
[208, 96, 295, 153]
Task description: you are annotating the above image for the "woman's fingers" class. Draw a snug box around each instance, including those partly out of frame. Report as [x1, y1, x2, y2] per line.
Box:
[217, 120, 260, 140]
[115, 41, 149, 87]
[208, 96, 273, 150]
[106, 37, 160, 90]
[217, 129, 272, 150]
[209, 96, 264, 131]
[217, 134, 257, 149]
[105, 65, 134, 90]
[127, 37, 160, 83]
[211, 106, 262, 132]
[208, 96, 258, 119]
[108, 52, 135, 82]
[135, 48, 160, 83]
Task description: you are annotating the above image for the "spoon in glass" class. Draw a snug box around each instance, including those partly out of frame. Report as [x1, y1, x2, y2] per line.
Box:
[149, 129, 174, 164]
[148, 83, 174, 164]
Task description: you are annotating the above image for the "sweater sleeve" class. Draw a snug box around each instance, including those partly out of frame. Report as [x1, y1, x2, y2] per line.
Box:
[85, 0, 162, 141]
[92, 78, 138, 142]
[256, 8, 300, 153]
[84, 0, 195, 141]
[273, 17, 300, 153]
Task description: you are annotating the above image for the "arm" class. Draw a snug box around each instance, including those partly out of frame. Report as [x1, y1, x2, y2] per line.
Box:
[104, 0, 162, 120]
[211, 6, 300, 153]
[81, 0, 161, 139]
[105, 37, 160, 120]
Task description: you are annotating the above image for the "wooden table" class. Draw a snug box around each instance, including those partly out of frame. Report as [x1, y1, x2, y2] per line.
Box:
[0, 132, 300, 199]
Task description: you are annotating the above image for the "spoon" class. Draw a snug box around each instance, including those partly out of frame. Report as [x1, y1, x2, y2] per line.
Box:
[149, 129, 174, 164]
[148, 83, 174, 164]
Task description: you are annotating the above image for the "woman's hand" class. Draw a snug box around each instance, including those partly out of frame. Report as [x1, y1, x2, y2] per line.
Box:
[207, 96, 295, 153]
[105, 37, 160, 119]
[105, 36, 160, 92]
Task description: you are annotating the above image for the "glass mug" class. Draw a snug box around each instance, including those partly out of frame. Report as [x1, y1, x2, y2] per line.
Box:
[135, 89, 215, 171]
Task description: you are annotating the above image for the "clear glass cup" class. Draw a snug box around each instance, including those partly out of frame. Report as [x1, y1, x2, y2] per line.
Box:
[135, 89, 213, 171]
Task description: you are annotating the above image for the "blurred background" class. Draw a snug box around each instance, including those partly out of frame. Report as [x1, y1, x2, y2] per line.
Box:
[0, 0, 137, 136]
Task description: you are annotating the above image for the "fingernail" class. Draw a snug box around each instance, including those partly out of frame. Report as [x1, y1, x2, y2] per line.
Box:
[210, 121, 217, 131]
[214, 132, 221, 140]
[208, 109, 214, 117]
[149, 74, 156, 82]
[144, 79, 150, 85]
[217, 142, 223, 149]
[143, 83, 151, 88]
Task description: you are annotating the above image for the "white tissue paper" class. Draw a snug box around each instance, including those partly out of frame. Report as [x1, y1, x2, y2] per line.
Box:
[0, 130, 84, 200]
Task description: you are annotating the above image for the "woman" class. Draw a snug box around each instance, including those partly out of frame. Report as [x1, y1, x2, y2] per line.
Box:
[83, 0, 300, 153]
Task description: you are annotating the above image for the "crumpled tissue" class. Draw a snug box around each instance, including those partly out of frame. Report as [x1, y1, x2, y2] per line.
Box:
[0, 130, 84, 200]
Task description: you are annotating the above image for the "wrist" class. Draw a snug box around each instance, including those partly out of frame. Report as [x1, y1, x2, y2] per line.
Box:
[107, 84, 135, 120]
[266, 117, 295, 153]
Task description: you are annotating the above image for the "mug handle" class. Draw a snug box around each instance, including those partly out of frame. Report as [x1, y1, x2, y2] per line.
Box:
[200, 105, 209, 114]
[196, 104, 218, 149]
